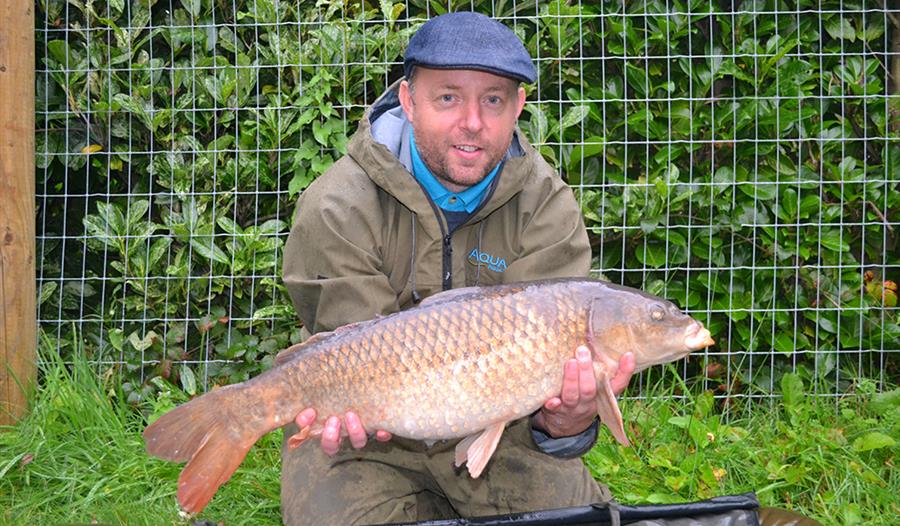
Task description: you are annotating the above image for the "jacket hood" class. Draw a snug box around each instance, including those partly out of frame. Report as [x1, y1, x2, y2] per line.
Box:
[346, 80, 539, 226]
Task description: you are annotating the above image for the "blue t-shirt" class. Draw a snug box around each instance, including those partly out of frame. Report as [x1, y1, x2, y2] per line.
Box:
[409, 129, 501, 215]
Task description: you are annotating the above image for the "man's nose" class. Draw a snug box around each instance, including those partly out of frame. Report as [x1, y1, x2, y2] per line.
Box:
[459, 100, 485, 133]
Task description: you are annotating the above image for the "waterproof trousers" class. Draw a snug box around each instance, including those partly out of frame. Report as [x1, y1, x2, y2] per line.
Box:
[280, 418, 611, 525]
[280, 418, 821, 526]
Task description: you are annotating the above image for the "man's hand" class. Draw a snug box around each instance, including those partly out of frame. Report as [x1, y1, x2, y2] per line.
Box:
[294, 408, 392, 456]
[531, 347, 635, 438]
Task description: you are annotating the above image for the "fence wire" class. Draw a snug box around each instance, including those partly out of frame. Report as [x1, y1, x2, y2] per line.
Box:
[33, 0, 899, 403]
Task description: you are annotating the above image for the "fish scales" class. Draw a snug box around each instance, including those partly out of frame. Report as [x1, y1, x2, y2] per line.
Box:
[143, 278, 714, 513]
[287, 283, 579, 439]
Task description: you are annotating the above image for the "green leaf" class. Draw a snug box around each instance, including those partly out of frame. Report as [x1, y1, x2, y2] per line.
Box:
[667, 416, 691, 429]
[46, 40, 77, 67]
[560, 104, 590, 130]
[739, 182, 776, 200]
[216, 216, 243, 236]
[870, 389, 900, 416]
[640, 216, 661, 234]
[781, 373, 804, 408]
[179, 364, 197, 396]
[126, 200, 150, 230]
[312, 120, 330, 146]
[824, 16, 856, 42]
[773, 333, 796, 355]
[107, 0, 125, 14]
[820, 230, 849, 252]
[568, 135, 606, 172]
[252, 304, 296, 320]
[778, 188, 798, 221]
[148, 236, 172, 269]
[38, 281, 58, 306]
[180, 0, 200, 18]
[852, 432, 896, 452]
[128, 330, 158, 352]
[816, 315, 837, 334]
[97, 202, 126, 237]
[257, 219, 287, 236]
[190, 237, 230, 265]
[289, 170, 313, 197]
[295, 138, 318, 161]
[107, 328, 124, 352]
[636, 241, 667, 268]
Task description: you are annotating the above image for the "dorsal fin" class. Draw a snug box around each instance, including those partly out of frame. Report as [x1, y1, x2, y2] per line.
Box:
[418, 282, 532, 309]
[417, 286, 484, 308]
[274, 333, 329, 366]
[274, 320, 370, 366]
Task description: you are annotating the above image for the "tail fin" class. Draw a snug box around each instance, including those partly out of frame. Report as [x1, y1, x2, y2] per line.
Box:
[143, 385, 262, 513]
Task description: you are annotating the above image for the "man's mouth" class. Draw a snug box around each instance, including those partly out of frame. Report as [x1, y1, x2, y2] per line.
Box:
[454, 144, 481, 153]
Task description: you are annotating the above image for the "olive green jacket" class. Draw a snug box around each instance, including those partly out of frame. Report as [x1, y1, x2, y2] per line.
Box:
[283, 83, 591, 336]
[282, 82, 596, 457]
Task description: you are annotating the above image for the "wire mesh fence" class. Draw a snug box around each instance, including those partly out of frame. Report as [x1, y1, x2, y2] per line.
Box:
[33, 0, 899, 404]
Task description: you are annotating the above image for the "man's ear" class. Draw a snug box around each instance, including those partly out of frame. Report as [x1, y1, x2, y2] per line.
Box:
[514, 86, 526, 119]
[399, 80, 415, 121]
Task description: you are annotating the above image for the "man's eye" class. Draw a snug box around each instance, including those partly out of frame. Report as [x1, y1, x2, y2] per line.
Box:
[486, 96, 501, 105]
[440, 95, 455, 103]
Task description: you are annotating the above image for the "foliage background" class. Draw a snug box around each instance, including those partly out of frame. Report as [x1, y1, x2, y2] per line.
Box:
[33, 0, 899, 403]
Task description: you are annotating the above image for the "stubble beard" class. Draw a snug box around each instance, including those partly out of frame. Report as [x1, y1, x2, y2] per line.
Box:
[416, 135, 509, 191]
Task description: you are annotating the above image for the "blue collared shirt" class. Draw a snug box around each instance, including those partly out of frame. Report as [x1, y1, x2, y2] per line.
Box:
[409, 129, 501, 213]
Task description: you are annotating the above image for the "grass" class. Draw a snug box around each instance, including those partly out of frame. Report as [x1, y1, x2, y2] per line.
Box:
[585, 370, 900, 525]
[1, 353, 897, 525]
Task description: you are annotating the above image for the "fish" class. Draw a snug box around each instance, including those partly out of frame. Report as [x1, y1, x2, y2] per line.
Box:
[143, 278, 714, 513]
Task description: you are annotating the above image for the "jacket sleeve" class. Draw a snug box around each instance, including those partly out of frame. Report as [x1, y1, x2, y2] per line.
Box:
[282, 170, 399, 335]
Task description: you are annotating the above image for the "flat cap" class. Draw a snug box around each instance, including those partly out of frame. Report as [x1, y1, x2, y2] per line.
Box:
[404, 12, 537, 84]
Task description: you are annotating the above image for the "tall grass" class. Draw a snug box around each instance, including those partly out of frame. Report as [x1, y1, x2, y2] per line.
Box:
[586, 369, 900, 525]
[0, 346, 281, 525]
[2, 350, 897, 525]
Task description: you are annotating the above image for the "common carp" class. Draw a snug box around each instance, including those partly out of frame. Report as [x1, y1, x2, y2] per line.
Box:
[144, 278, 714, 513]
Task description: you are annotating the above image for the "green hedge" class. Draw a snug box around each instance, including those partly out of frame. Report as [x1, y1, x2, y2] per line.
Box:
[34, 0, 899, 401]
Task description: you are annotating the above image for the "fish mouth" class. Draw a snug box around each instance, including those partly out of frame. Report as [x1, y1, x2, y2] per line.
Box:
[684, 322, 715, 350]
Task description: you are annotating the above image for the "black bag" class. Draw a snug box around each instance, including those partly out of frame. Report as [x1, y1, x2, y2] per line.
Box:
[386, 493, 761, 526]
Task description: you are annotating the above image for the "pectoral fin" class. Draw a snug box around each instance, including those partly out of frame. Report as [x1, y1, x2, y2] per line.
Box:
[454, 422, 506, 478]
[597, 377, 630, 446]
[287, 425, 323, 450]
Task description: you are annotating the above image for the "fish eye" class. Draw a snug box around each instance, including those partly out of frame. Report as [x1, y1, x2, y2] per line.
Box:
[650, 305, 665, 321]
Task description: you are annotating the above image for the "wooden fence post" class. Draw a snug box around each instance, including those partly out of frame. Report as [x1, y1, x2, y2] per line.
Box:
[0, 0, 37, 426]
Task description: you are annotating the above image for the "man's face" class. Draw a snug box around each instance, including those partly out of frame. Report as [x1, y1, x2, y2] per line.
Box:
[398, 68, 527, 192]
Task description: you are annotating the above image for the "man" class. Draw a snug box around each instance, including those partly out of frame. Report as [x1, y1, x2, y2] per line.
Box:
[280, 11, 819, 526]
[281, 11, 633, 525]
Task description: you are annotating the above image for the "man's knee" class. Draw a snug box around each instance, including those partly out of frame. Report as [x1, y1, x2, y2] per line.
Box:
[281, 445, 430, 526]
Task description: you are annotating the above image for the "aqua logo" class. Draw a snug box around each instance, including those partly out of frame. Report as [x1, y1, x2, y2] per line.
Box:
[467, 248, 508, 273]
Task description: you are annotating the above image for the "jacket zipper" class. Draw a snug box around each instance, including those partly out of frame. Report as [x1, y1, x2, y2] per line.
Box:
[411, 161, 505, 292]
[442, 234, 453, 290]
[409, 177, 454, 291]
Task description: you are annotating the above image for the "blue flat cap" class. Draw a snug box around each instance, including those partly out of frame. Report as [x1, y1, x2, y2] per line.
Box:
[404, 12, 537, 84]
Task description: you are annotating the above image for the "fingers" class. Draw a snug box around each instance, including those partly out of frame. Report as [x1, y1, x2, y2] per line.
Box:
[559, 357, 580, 406]
[610, 352, 635, 396]
[559, 346, 596, 408]
[320, 415, 343, 456]
[344, 411, 368, 450]
[294, 407, 317, 428]
[576, 346, 596, 399]
[307, 410, 391, 455]
[543, 397, 562, 412]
